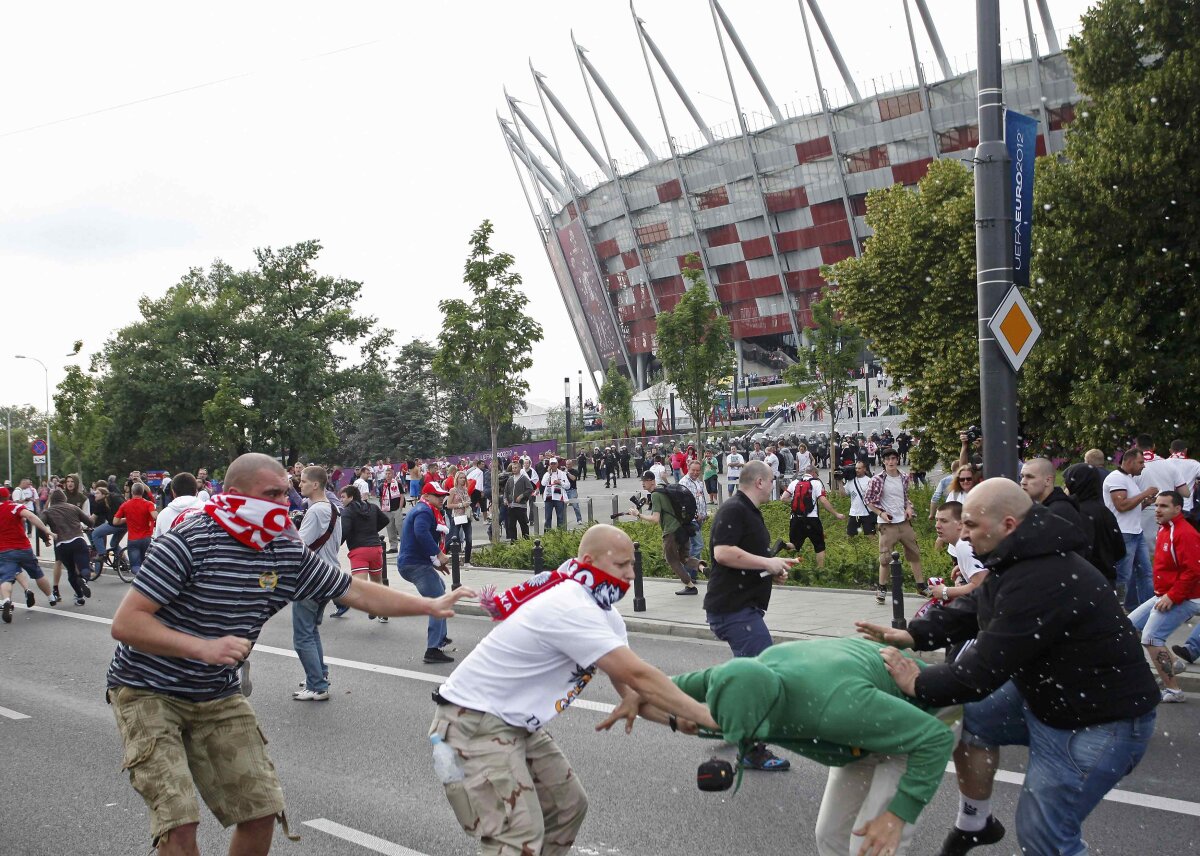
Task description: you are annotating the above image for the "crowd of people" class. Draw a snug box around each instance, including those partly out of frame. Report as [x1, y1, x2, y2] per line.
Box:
[1, 425, 1196, 856]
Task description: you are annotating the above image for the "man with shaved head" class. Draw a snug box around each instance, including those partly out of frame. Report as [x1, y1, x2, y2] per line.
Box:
[432, 523, 715, 856]
[107, 453, 474, 856]
[859, 478, 1158, 856]
[1019, 457, 1088, 556]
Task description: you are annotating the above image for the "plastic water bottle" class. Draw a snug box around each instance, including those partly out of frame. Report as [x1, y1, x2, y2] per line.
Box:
[430, 735, 465, 784]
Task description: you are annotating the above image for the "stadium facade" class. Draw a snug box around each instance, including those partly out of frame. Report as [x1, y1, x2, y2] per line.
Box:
[500, 0, 1081, 391]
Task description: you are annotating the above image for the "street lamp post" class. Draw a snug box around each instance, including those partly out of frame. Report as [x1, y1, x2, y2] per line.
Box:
[5, 407, 12, 486]
[564, 377, 572, 452]
[15, 355, 50, 480]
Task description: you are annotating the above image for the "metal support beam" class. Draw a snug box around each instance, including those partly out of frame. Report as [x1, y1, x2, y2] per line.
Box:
[500, 119, 567, 199]
[506, 91, 584, 190]
[804, 0, 861, 102]
[631, 5, 719, 307]
[633, 7, 712, 143]
[531, 64, 633, 373]
[572, 32, 660, 315]
[532, 63, 613, 180]
[575, 37, 658, 164]
[712, 0, 783, 123]
[1034, 0, 1060, 54]
[974, 0, 1019, 480]
[709, 0, 802, 345]
[799, 0, 862, 257]
[912, 0, 954, 80]
[1021, 0, 1055, 154]
[902, 0, 941, 160]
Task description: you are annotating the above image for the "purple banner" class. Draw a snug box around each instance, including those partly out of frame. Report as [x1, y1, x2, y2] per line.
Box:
[446, 439, 559, 468]
[557, 219, 623, 365]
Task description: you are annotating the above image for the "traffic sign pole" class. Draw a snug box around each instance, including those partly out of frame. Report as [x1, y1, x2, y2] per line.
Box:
[974, 0, 1019, 481]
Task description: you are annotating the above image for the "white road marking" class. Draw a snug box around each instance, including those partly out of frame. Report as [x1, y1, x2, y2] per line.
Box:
[27, 606, 1200, 815]
[0, 704, 31, 720]
[303, 818, 431, 855]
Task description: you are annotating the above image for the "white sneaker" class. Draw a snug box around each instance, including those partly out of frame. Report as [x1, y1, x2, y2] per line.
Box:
[293, 689, 330, 701]
[1160, 687, 1186, 704]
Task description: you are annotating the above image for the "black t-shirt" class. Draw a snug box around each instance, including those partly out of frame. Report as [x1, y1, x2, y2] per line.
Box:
[704, 491, 772, 614]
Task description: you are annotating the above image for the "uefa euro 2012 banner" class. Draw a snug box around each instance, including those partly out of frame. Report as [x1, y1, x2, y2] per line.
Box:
[1006, 109, 1038, 289]
[446, 440, 560, 469]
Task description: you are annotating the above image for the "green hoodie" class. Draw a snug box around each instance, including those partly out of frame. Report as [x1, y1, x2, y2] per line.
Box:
[671, 638, 955, 824]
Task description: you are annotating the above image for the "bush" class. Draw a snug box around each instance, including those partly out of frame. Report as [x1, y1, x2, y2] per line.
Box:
[472, 485, 954, 592]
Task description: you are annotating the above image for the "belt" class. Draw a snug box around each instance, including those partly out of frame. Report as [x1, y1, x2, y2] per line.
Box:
[432, 691, 452, 706]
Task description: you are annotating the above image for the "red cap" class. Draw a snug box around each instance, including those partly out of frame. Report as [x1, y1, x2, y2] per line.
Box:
[422, 482, 449, 496]
[0, 487, 9, 501]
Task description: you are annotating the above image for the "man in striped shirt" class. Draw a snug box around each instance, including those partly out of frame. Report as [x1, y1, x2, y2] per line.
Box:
[106, 453, 472, 856]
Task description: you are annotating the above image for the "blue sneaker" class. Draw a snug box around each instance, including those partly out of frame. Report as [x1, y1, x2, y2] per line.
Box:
[741, 744, 790, 771]
[330, 605, 350, 619]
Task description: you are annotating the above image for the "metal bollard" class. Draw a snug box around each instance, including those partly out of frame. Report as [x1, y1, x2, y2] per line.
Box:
[449, 537, 462, 592]
[611, 494, 619, 520]
[889, 550, 907, 629]
[532, 539, 544, 574]
[586, 496, 594, 523]
[632, 541, 646, 612]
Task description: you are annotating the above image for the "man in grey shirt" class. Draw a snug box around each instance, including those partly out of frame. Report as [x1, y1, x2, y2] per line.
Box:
[294, 465, 344, 700]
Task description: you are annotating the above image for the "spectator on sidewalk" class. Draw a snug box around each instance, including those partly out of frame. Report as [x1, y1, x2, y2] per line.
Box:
[447, 473, 475, 568]
[503, 462, 534, 542]
[379, 467, 405, 555]
[293, 466, 341, 700]
[1103, 447, 1159, 608]
[398, 482, 455, 664]
[843, 461, 876, 538]
[541, 458, 571, 531]
[865, 449, 928, 605]
[679, 460, 710, 577]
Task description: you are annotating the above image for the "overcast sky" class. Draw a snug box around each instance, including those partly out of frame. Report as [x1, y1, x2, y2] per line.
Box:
[2, 0, 1093, 417]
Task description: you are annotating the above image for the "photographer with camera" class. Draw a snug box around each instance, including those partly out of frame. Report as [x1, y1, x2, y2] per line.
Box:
[626, 472, 701, 595]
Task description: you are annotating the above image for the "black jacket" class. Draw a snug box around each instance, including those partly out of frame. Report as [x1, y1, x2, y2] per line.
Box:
[910, 504, 1158, 729]
[340, 499, 388, 550]
[1063, 463, 1126, 581]
[1042, 486, 1089, 562]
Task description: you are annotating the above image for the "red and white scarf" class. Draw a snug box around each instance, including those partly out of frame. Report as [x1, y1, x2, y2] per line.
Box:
[201, 494, 300, 550]
[479, 558, 630, 620]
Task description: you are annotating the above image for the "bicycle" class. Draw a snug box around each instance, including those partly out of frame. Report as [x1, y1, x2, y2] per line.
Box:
[88, 541, 134, 584]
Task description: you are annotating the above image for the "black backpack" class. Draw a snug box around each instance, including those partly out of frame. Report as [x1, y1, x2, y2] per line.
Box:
[655, 484, 698, 539]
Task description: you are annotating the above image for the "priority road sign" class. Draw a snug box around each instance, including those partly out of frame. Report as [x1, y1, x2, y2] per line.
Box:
[988, 286, 1041, 372]
[31, 439, 47, 456]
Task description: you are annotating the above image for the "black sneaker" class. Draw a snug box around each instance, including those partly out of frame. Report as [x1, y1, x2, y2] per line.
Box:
[378, 616, 389, 623]
[741, 743, 790, 771]
[676, 586, 699, 595]
[1, 599, 12, 624]
[74, 596, 86, 606]
[1173, 644, 1197, 665]
[440, 637, 453, 646]
[330, 605, 349, 618]
[25, 591, 35, 608]
[936, 816, 1005, 856]
[52, 586, 60, 601]
[48, 593, 60, 606]
[80, 582, 92, 599]
[875, 584, 888, 605]
[424, 648, 455, 664]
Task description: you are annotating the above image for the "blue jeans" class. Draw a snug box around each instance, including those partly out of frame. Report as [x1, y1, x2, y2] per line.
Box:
[707, 607, 773, 658]
[449, 518, 472, 563]
[544, 499, 566, 530]
[292, 598, 329, 692]
[1179, 621, 1200, 659]
[566, 488, 582, 523]
[1127, 594, 1200, 646]
[1116, 533, 1153, 610]
[90, 522, 126, 574]
[126, 538, 151, 577]
[962, 680, 1155, 856]
[399, 563, 447, 650]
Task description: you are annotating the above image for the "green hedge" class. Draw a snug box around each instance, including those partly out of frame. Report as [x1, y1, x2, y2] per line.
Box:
[473, 486, 954, 591]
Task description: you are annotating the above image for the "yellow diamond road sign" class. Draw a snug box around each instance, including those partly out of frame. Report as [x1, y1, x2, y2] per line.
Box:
[988, 286, 1041, 372]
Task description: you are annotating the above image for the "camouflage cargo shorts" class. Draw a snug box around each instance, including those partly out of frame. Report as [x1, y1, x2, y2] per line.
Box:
[430, 704, 588, 856]
[108, 685, 291, 847]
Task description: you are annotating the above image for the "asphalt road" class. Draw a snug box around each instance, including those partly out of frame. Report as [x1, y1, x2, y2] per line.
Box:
[2, 572, 1197, 856]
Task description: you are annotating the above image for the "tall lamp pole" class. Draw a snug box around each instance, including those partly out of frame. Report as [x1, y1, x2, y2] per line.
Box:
[15, 355, 50, 480]
[564, 377, 572, 452]
[5, 407, 12, 486]
[578, 371, 584, 443]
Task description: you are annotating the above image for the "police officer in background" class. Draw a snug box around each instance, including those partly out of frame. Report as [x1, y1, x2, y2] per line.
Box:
[703, 459, 796, 772]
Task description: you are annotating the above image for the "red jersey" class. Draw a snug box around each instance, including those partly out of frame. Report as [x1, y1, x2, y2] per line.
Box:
[116, 497, 157, 540]
[0, 501, 32, 551]
[1153, 517, 1200, 603]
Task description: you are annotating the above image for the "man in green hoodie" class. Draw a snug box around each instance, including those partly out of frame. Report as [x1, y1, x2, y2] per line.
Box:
[599, 637, 956, 856]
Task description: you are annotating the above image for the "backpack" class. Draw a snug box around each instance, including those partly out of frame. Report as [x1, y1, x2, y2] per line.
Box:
[790, 478, 816, 516]
[655, 484, 698, 539]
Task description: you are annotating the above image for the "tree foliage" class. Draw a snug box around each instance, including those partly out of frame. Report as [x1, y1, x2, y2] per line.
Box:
[598, 358, 634, 436]
[827, 159, 979, 464]
[654, 256, 735, 450]
[784, 296, 864, 466]
[434, 221, 542, 541]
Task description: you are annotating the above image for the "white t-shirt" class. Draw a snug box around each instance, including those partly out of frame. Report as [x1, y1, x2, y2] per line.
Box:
[844, 476, 871, 517]
[1103, 470, 1144, 534]
[438, 582, 628, 731]
[466, 467, 485, 491]
[947, 539, 986, 583]
[12, 486, 36, 511]
[1139, 457, 1184, 495]
[879, 475, 907, 521]
[946, 489, 968, 505]
[726, 453, 745, 483]
[154, 496, 206, 537]
[1171, 457, 1200, 512]
[650, 462, 668, 487]
[785, 476, 824, 518]
[764, 453, 780, 476]
[353, 477, 370, 497]
[796, 451, 814, 472]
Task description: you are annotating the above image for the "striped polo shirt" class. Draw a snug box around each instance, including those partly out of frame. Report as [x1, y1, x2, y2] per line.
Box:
[106, 514, 351, 701]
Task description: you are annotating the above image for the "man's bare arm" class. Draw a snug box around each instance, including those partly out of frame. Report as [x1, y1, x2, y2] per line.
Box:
[111, 589, 249, 665]
[596, 647, 717, 729]
[334, 575, 476, 618]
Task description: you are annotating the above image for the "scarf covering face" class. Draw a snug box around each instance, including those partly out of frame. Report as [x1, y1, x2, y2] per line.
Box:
[203, 494, 300, 550]
[479, 557, 630, 620]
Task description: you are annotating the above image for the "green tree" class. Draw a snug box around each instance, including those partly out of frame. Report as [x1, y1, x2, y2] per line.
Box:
[654, 256, 735, 451]
[826, 158, 980, 464]
[51, 365, 112, 482]
[1, 405, 46, 485]
[784, 296, 865, 475]
[598, 358, 634, 438]
[435, 221, 543, 542]
[543, 404, 567, 439]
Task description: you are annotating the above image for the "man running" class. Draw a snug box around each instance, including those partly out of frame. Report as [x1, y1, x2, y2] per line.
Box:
[0, 487, 54, 622]
[107, 453, 473, 855]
